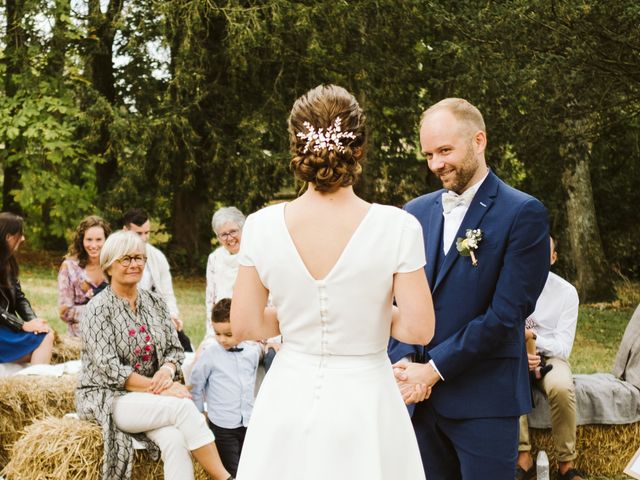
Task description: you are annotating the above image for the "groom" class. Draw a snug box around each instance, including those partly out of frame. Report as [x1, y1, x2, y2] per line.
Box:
[389, 98, 550, 479]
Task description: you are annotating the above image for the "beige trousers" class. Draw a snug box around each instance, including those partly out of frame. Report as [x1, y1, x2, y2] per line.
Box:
[112, 392, 215, 480]
[518, 356, 577, 462]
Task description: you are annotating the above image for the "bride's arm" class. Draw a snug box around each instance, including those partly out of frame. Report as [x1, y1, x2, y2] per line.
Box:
[231, 265, 280, 341]
[391, 268, 435, 345]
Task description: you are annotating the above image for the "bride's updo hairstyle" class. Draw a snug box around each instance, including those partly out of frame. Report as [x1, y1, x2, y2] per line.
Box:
[288, 84, 366, 193]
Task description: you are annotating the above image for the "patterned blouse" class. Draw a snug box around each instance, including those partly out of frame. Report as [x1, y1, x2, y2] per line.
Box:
[58, 257, 107, 337]
[76, 286, 184, 480]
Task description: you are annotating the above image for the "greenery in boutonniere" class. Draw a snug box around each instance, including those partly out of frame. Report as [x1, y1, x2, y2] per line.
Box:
[456, 229, 483, 267]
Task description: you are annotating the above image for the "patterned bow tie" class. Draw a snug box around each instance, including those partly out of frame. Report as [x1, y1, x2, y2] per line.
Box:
[227, 347, 244, 352]
[441, 189, 476, 214]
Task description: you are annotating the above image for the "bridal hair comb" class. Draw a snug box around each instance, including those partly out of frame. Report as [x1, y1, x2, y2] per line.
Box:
[296, 117, 357, 154]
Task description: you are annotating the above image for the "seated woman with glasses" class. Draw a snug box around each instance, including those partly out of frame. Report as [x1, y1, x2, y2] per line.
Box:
[76, 230, 232, 480]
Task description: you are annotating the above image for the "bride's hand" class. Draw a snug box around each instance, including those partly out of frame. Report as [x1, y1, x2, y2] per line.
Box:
[398, 381, 431, 405]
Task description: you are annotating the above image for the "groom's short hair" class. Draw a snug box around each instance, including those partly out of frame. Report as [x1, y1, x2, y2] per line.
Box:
[420, 98, 486, 137]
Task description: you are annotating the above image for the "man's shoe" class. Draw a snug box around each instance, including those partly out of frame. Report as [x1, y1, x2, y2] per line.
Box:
[558, 468, 587, 480]
[515, 465, 536, 480]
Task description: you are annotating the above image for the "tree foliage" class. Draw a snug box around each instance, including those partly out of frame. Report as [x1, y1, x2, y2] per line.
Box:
[0, 0, 638, 291]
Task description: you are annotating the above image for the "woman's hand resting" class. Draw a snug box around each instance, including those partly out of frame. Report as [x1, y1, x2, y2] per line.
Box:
[159, 382, 192, 399]
[148, 368, 174, 394]
[22, 318, 50, 334]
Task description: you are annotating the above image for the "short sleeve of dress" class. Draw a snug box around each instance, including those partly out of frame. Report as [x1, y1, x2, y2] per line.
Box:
[396, 212, 426, 273]
[238, 213, 257, 267]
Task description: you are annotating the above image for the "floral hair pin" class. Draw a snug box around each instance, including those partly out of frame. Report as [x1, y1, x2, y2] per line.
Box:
[296, 117, 356, 154]
[456, 228, 483, 267]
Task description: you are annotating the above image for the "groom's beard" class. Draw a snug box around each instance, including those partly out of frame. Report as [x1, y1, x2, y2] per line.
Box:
[439, 143, 478, 194]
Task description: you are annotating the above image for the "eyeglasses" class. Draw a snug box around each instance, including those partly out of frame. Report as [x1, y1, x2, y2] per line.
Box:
[217, 229, 240, 241]
[116, 254, 147, 267]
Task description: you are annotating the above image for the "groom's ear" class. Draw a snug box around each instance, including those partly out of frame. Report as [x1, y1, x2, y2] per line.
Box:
[472, 130, 487, 155]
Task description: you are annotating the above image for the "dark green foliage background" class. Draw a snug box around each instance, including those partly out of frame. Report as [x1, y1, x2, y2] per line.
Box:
[1, 0, 639, 279]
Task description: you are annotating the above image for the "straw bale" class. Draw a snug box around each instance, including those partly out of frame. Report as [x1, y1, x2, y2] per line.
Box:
[2, 417, 210, 479]
[0, 374, 76, 467]
[530, 422, 640, 476]
[51, 333, 82, 364]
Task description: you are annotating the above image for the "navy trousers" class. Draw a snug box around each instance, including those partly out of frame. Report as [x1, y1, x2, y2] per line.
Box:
[413, 400, 519, 480]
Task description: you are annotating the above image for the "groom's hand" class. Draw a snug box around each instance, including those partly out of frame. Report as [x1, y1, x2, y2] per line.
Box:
[393, 362, 440, 405]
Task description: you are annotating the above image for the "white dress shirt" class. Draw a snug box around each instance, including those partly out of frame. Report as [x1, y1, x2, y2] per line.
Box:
[428, 173, 489, 380]
[527, 271, 579, 360]
[442, 172, 489, 254]
[141, 243, 180, 318]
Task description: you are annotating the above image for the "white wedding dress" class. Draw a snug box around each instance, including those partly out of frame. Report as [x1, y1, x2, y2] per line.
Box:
[235, 202, 426, 480]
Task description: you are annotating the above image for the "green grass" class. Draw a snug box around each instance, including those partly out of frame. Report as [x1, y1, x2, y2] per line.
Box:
[16, 265, 639, 480]
[21, 263, 635, 374]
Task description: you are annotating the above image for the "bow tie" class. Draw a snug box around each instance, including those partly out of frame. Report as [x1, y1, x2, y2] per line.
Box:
[441, 189, 476, 214]
[227, 347, 244, 352]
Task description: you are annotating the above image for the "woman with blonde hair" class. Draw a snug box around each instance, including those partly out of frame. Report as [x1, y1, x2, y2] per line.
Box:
[76, 230, 232, 480]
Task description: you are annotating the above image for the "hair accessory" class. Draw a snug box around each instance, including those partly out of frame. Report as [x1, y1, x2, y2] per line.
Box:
[296, 117, 356, 154]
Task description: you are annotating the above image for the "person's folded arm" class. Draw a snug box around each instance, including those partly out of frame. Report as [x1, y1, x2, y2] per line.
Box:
[80, 303, 135, 390]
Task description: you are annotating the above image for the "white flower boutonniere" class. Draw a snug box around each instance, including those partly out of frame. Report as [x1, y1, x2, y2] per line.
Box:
[456, 228, 483, 267]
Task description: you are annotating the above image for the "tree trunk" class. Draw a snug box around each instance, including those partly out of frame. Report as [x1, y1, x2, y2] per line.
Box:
[44, 0, 71, 79]
[40, 0, 72, 248]
[2, 0, 25, 214]
[86, 0, 124, 195]
[561, 135, 614, 302]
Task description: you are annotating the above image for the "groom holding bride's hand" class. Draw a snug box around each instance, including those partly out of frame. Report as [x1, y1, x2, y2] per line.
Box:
[389, 98, 550, 479]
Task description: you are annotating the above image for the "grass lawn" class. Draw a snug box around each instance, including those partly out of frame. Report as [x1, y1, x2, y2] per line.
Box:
[16, 264, 640, 480]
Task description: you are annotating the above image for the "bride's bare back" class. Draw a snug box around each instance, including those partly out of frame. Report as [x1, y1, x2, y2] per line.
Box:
[284, 189, 371, 281]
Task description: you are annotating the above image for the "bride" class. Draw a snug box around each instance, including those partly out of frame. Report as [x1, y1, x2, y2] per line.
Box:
[231, 84, 435, 479]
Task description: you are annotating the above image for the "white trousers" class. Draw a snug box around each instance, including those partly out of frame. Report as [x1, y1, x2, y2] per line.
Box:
[112, 392, 215, 480]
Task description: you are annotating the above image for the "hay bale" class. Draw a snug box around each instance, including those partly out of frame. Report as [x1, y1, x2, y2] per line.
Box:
[530, 422, 640, 476]
[0, 374, 76, 467]
[51, 333, 82, 364]
[2, 417, 210, 479]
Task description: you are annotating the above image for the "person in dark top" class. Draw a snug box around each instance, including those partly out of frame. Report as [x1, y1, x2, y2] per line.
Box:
[0, 212, 54, 364]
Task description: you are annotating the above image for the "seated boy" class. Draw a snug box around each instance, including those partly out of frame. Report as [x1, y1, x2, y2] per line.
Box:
[190, 298, 262, 478]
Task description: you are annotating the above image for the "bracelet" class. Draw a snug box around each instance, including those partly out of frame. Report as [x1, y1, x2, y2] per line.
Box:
[160, 364, 175, 379]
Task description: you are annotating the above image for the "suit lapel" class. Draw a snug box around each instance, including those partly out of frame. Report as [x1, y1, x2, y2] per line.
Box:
[433, 172, 499, 293]
[424, 195, 444, 288]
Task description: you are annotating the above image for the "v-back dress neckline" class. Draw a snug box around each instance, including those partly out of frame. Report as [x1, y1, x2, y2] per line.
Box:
[281, 202, 376, 283]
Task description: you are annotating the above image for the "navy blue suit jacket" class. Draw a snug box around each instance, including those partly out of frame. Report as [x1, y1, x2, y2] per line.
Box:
[389, 171, 549, 419]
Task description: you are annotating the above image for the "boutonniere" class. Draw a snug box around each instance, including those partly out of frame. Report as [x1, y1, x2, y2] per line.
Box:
[456, 229, 483, 267]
